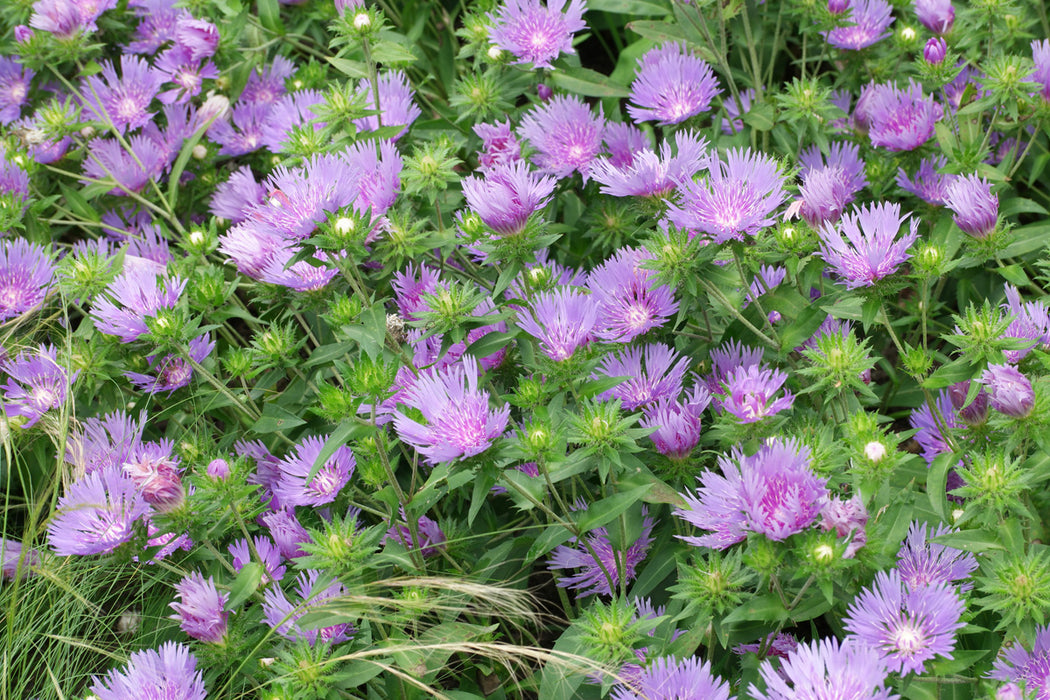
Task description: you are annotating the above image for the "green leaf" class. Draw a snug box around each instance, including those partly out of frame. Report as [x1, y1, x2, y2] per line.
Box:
[742, 101, 775, 132]
[625, 20, 687, 43]
[930, 529, 1006, 553]
[251, 403, 306, 434]
[59, 184, 100, 222]
[327, 57, 368, 79]
[257, 0, 284, 34]
[464, 330, 518, 363]
[577, 483, 653, 533]
[927, 452, 955, 520]
[226, 562, 263, 609]
[588, 0, 669, 14]
[922, 359, 977, 389]
[550, 67, 629, 98]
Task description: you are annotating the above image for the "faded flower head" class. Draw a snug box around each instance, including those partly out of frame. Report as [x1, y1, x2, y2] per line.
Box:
[487, 0, 587, 70]
[627, 43, 721, 126]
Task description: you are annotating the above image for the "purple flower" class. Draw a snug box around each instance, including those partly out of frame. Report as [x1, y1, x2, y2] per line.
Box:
[590, 130, 708, 199]
[948, 380, 989, 426]
[80, 56, 165, 133]
[824, 0, 894, 50]
[627, 43, 721, 126]
[945, 173, 998, 239]
[798, 142, 867, 227]
[1032, 40, 1050, 102]
[867, 81, 942, 152]
[210, 166, 266, 222]
[240, 55, 295, 107]
[548, 508, 654, 597]
[208, 102, 269, 156]
[487, 0, 587, 69]
[602, 121, 650, 169]
[122, 439, 185, 511]
[708, 340, 764, 392]
[461, 161, 556, 236]
[91, 267, 185, 342]
[991, 625, 1050, 695]
[174, 17, 219, 60]
[746, 265, 787, 306]
[640, 385, 710, 460]
[817, 202, 918, 288]
[519, 94, 605, 180]
[722, 88, 755, 135]
[272, 435, 355, 507]
[914, 0, 954, 34]
[1, 344, 76, 428]
[844, 569, 965, 675]
[979, 363, 1034, 418]
[474, 119, 522, 171]
[612, 656, 731, 700]
[260, 90, 325, 152]
[750, 637, 897, 700]
[127, 0, 185, 53]
[261, 509, 310, 559]
[587, 247, 678, 342]
[65, 410, 146, 475]
[384, 512, 447, 558]
[897, 521, 978, 591]
[91, 642, 206, 700]
[1, 537, 38, 580]
[896, 155, 956, 205]
[909, 390, 961, 466]
[170, 572, 229, 643]
[393, 356, 510, 464]
[229, 535, 286, 585]
[667, 147, 787, 244]
[154, 46, 219, 105]
[735, 632, 799, 659]
[0, 238, 54, 321]
[262, 569, 353, 646]
[924, 37, 947, 65]
[517, 287, 598, 361]
[0, 57, 33, 125]
[47, 467, 151, 556]
[392, 263, 442, 321]
[125, 333, 215, 394]
[820, 495, 868, 558]
[676, 438, 827, 548]
[82, 135, 168, 194]
[1003, 284, 1050, 363]
[594, 343, 689, 411]
[31, 0, 116, 38]
[354, 70, 421, 140]
[718, 364, 795, 423]
[207, 458, 230, 480]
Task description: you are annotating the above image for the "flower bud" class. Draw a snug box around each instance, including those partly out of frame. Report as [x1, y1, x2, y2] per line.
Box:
[946, 174, 998, 239]
[14, 25, 33, 43]
[923, 37, 947, 65]
[537, 83, 553, 101]
[827, 0, 848, 12]
[207, 458, 230, 480]
[948, 380, 988, 425]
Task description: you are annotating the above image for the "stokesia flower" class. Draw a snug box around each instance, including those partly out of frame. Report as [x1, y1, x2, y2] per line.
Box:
[602, 121, 650, 169]
[749, 637, 897, 700]
[262, 569, 353, 646]
[122, 439, 185, 510]
[517, 287, 599, 360]
[210, 166, 267, 222]
[594, 343, 689, 411]
[82, 135, 168, 195]
[384, 511, 447, 558]
[91, 642, 206, 700]
[474, 119, 522, 171]
[909, 390, 961, 466]
[844, 569, 965, 675]
[91, 266, 186, 342]
[518, 94, 605, 180]
[820, 495, 868, 558]
[47, 467, 151, 556]
[260, 90, 325, 153]
[979, 363, 1034, 418]
[867, 81, 942, 152]
[353, 70, 421, 140]
[666, 147, 787, 244]
[640, 385, 711, 460]
[817, 202, 918, 289]
[719, 364, 795, 423]
[170, 572, 229, 643]
[896, 155, 956, 205]
[487, 0, 587, 70]
[676, 438, 826, 547]
[261, 509, 310, 560]
[991, 625, 1050, 696]
[1, 537, 39, 580]
[589, 130, 708, 199]
[945, 173, 998, 239]
[0, 238, 55, 321]
[612, 655, 732, 700]
[1003, 284, 1050, 363]
[0, 57, 33, 125]
[393, 355, 510, 464]
[897, 521, 978, 591]
[229, 535, 286, 585]
[461, 161, 556, 236]
[1032, 40, 1050, 102]
[272, 434, 356, 507]
[1, 344, 77, 428]
[587, 247, 678, 342]
[548, 508, 655, 597]
[80, 55, 165, 133]
[914, 0, 954, 34]
[627, 43, 721, 126]
[125, 333, 215, 394]
[824, 0, 894, 50]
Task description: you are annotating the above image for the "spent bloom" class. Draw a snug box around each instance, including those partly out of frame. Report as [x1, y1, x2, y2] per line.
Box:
[844, 569, 965, 675]
[273, 435, 356, 507]
[627, 43, 721, 125]
[611, 656, 732, 700]
[945, 173, 998, 239]
[0, 238, 55, 321]
[170, 572, 229, 644]
[675, 438, 827, 548]
[517, 287, 599, 360]
[897, 521, 978, 591]
[519, 94, 605, 180]
[991, 625, 1050, 696]
[979, 363, 1035, 418]
[47, 467, 151, 556]
[548, 508, 655, 597]
[667, 147, 787, 243]
[749, 637, 897, 700]
[487, 0, 587, 69]
[461, 161, 556, 236]
[1, 344, 76, 428]
[824, 0, 894, 50]
[817, 202, 919, 289]
[91, 642, 206, 700]
[914, 0, 954, 34]
[80, 55, 165, 133]
[393, 356, 510, 464]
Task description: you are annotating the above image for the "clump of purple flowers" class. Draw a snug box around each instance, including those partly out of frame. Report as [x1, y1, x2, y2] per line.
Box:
[47, 467, 151, 556]
[865, 81, 942, 152]
[91, 266, 186, 342]
[945, 173, 999, 239]
[91, 642, 206, 700]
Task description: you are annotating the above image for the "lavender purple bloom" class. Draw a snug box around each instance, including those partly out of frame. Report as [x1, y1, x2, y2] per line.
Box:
[0, 238, 54, 321]
[519, 94, 605, 180]
[91, 642, 206, 700]
[640, 385, 711, 460]
[1, 344, 77, 428]
[866, 81, 942, 152]
[548, 509, 655, 597]
[170, 572, 229, 643]
[517, 287, 598, 360]
[272, 435, 356, 507]
[125, 333, 215, 394]
[0, 57, 33, 125]
[353, 70, 421, 140]
[718, 364, 795, 423]
[47, 467, 151, 556]
[229, 535, 286, 585]
[979, 363, 1034, 418]
[91, 267, 185, 342]
[384, 512, 447, 558]
[1032, 40, 1050, 102]
[897, 521, 978, 591]
[945, 173, 999, 239]
[80, 55, 165, 133]
[991, 625, 1050, 696]
[474, 119, 522, 171]
[587, 247, 678, 342]
[589, 130, 708, 199]
[611, 656, 732, 700]
[594, 343, 689, 411]
[824, 0, 894, 51]
[1003, 284, 1050, 363]
[461, 161, 556, 236]
[750, 637, 897, 700]
[896, 156, 956, 205]
[914, 0, 954, 34]
[487, 0, 587, 69]
[262, 569, 353, 646]
[627, 43, 721, 126]
[817, 202, 918, 289]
